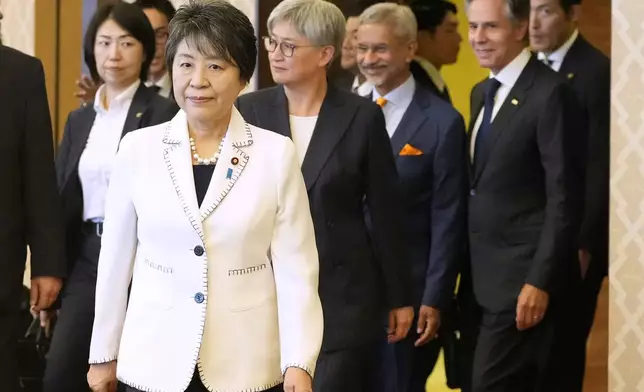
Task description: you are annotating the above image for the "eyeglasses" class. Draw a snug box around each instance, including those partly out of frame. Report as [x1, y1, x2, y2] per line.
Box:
[262, 36, 318, 58]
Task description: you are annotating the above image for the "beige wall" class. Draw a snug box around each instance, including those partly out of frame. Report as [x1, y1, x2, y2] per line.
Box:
[610, 0, 644, 390]
[0, 0, 35, 55]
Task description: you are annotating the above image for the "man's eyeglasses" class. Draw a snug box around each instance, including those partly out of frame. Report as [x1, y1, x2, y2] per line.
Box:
[262, 36, 318, 58]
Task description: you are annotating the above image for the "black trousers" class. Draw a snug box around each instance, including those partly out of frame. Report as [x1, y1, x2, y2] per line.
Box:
[42, 230, 110, 392]
[471, 307, 557, 392]
[125, 368, 284, 392]
[313, 341, 379, 392]
[0, 294, 22, 392]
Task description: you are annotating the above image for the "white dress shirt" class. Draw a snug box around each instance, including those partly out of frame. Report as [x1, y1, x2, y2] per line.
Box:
[470, 50, 532, 160]
[414, 56, 446, 93]
[289, 115, 318, 166]
[371, 75, 416, 138]
[352, 75, 373, 96]
[145, 71, 172, 99]
[537, 29, 579, 72]
[78, 80, 140, 222]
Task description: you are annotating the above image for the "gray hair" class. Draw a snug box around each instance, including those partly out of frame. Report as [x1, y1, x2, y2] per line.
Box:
[358, 3, 418, 42]
[267, 0, 346, 59]
[464, 0, 530, 23]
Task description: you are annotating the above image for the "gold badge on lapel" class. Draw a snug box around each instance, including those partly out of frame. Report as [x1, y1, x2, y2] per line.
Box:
[511, 98, 519, 106]
[567, 73, 575, 80]
[136, 112, 143, 118]
[231, 157, 239, 165]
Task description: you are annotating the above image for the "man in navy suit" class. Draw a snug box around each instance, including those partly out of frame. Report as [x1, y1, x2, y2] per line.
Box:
[355, 3, 468, 391]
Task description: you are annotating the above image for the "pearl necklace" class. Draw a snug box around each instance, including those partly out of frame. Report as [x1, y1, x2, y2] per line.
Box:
[190, 135, 226, 165]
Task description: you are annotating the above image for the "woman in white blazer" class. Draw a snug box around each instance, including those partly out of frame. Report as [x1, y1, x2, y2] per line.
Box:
[86, 1, 323, 392]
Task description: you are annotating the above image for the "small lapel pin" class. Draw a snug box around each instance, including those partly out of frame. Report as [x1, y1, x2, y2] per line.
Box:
[511, 98, 519, 106]
[226, 168, 233, 179]
[231, 157, 239, 165]
[135, 112, 143, 118]
[567, 73, 575, 79]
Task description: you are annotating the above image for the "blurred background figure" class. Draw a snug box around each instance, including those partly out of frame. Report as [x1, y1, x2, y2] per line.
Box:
[42, 3, 177, 391]
[530, 0, 609, 391]
[75, 0, 177, 103]
[409, 0, 461, 103]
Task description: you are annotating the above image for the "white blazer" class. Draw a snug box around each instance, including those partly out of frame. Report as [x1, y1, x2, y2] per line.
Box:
[89, 108, 323, 392]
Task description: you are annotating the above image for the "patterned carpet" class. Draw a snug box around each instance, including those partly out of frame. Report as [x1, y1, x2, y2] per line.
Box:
[426, 352, 459, 392]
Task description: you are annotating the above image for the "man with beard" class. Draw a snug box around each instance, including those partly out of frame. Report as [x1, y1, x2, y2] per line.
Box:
[355, 3, 467, 391]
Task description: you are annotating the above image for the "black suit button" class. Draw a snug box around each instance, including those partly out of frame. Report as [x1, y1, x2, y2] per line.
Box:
[194, 245, 205, 256]
[327, 220, 334, 228]
[470, 189, 476, 196]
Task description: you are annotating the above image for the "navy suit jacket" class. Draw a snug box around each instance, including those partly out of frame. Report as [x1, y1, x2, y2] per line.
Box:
[389, 84, 468, 310]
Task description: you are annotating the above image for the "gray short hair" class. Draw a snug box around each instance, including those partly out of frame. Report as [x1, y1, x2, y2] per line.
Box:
[464, 0, 530, 23]
[267, 0, 346, 59]
[358, 3, 418, 42]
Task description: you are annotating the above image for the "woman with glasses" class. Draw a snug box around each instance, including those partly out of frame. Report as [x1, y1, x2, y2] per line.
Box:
[43, 3, 178, 392]
[86, 1, 322, 392]
[236, 1, 413, 391]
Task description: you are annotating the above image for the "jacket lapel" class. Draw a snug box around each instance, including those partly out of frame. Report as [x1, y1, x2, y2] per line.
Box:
[300, 86, 355, 190]
[121, 85, 154, 139]
[162, 108, 252, 241]
[198, 107, 251, 221]
[390, 86, 429, 157]
[558, 35, 585, 81]
[62, 106, 96, 188]
[472, 58, 537, 185]
[258, 86, 291, 139]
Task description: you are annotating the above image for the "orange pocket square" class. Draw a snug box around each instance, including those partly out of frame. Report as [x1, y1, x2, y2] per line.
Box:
[399, 144, 423, 156]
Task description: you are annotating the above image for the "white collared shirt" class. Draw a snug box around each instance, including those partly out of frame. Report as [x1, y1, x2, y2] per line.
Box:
[414, 56, 446, 92]
[145, 71, 172, 99]
[470, 49, 532, 160]
[352, 75, 373, 96]
[371, 75, 416, 138]
[78, 79, 140, 221]
[537, 29, 579, 72]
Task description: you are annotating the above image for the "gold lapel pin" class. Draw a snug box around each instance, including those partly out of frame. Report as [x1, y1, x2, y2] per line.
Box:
[511, 98, 519, 106]
[231, 157, 239, 165]
[567, 73, 575, 79]
[135, 112, 143, 118]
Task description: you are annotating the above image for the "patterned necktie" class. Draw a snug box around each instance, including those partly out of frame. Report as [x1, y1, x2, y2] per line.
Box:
[376, 97, 388, 108]
[473, 78, 502, 168]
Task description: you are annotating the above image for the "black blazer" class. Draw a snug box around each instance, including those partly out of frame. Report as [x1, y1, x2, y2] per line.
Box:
[56, 84, 178, 274]
[390, 85, 467, 310]
[0, 45, 66, 302]
[559, 35, 610, 275]
[410, 59, 452, 103]
[236, 85, 410, 351]
[467, 55, 583, 312]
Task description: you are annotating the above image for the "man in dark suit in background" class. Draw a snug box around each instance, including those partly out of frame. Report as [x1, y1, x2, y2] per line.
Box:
[530, 0, 610, 390]
[355, 3, 467, 391]
[408, 0, 462, 103]
[465, 0, 584, 390]
[236, 1, 413, 391]
[0, 44, 66, 392]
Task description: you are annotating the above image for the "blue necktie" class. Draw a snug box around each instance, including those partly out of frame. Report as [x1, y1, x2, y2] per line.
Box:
[474, 78, 501, 168]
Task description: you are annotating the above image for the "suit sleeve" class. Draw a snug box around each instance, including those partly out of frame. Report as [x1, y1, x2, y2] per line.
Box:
[89, 133, 138, 364]
[23, 58, 66, 279]
[55, 113, 74, 188]
[271, 139, 323, 377]
[526, 83, 577, 292]
[422, 115, 468, 310]
[364, 105, 411, 309]
[578, 63, 610, 265]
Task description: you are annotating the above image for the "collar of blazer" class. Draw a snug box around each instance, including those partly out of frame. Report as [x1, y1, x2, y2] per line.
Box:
[468, 55, 539, 186]
[162, 107, 252, 241]
[60, 84, 159, 191]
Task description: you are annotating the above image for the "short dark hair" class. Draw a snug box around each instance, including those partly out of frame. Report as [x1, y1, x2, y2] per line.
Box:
[410, 0, 458, 33]
[84, 2, 156, 82]
[133, 0, 176, 23]
[559, 0, 582, 13]
[166, 0, 257, 83]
